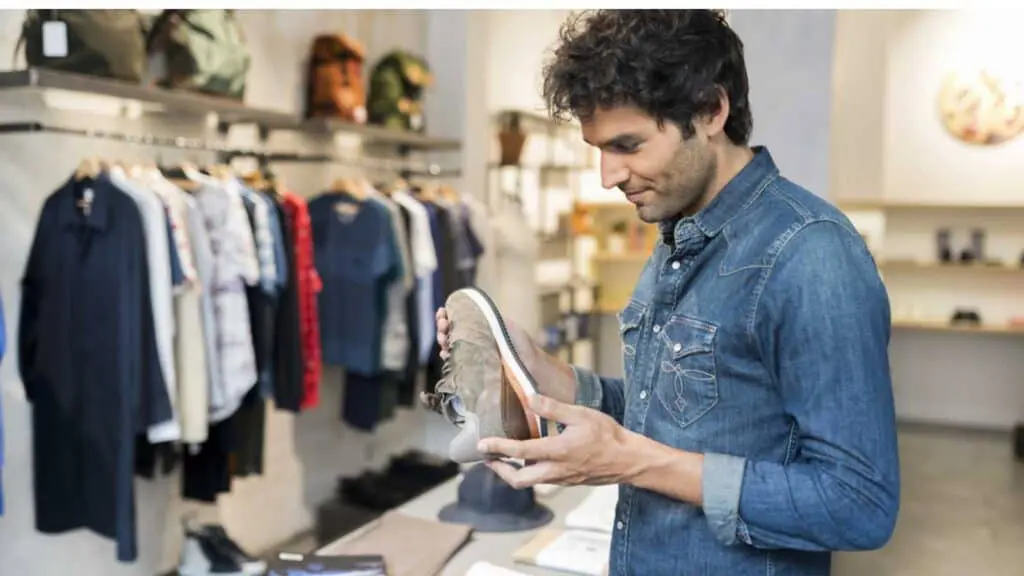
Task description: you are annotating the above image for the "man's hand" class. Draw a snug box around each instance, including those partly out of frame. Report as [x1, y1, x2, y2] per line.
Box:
[477, 394, 644, 489]
[479, 394, 707, 506]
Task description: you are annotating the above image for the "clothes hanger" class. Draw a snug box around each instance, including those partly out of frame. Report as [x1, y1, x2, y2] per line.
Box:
[74, 156, 101, 181]
[330, 176, 367, 201]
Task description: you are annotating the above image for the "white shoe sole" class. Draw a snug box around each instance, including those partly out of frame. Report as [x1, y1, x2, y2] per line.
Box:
[458, 287, 555, 439]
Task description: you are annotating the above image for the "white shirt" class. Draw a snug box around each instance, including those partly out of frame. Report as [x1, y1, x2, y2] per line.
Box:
[392, 190, 440, 362]
[138, 170, 210, 445]
[193, 179, 260, 422]
[110, 169, 180, 443]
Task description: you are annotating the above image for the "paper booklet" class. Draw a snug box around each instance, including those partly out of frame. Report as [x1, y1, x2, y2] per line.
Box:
[465, 561, 533, 576]
[564, 484, 618, 533]
[512, 529, 612, 576]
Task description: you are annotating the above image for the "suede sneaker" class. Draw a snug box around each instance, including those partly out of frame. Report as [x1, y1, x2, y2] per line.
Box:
[423, 287, 557, 462]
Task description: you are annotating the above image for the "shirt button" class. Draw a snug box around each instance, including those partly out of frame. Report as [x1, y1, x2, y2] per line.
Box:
[616, 521, 624, 530]
[673, 343, 682, 352]
[653, 325, 661, 333]
[671, 261, 681, 270]
[639, 390, 647, 400]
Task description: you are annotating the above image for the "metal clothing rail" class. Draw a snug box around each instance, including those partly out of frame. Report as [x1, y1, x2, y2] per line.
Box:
[0, 121, 462, 176]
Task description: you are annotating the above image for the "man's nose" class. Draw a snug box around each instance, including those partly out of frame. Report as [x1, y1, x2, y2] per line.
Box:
[600, 152, 629, 190]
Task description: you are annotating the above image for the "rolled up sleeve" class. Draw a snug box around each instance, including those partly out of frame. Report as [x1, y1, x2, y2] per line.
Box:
[702, 452, 747, 545]
[719, 219, 900, 551]
[572, 365, 625, 425]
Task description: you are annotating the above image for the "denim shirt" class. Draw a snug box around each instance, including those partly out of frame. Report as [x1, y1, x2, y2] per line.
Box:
[574, 148, 900, 576]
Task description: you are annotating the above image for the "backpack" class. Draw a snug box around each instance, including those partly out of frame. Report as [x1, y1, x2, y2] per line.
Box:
[17, 10, 147, 82]
[305, 34, 367, 123]
[146, 10, 250, 100]
[367, 50, 433, 133]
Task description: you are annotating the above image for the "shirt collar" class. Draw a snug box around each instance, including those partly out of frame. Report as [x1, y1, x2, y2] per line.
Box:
[659, 146, 779, 246]
[56, 172, 113, 232]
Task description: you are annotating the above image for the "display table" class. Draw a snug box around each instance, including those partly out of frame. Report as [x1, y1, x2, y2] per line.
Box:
[317, 473, 599, 575]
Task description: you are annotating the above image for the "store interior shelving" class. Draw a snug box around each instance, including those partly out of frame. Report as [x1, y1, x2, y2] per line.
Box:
[841, 196, 1024, 338]
[0, 67, 461, 152]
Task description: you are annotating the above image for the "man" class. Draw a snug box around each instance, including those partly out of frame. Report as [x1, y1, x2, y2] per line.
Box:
[435, 9, 899, 576]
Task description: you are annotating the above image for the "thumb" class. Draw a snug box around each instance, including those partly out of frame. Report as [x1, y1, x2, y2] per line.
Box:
[528, 394, 587, 425]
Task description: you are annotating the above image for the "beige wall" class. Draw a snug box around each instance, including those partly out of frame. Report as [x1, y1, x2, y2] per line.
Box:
[832, 10, 1024, 430]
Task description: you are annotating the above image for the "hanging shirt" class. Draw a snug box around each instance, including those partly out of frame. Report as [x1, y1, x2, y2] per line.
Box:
[370, 193, 412, 373]
[142, 172, 210, 445]
[263, 190, 289, 293]
[270, 197, 306, 412]
[18, 174, 172, 562]
[236, 181, 279, 296]
[309, 192, 400, 377]
[186, 192, 225, 418]
[392, 191, 439, 363]
[281, 190, 322, 409]
[193, 179, 260, 422]
[111, 169, 180, 444]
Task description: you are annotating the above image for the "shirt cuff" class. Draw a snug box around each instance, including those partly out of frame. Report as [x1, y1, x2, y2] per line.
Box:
[702, 452, 747, 546]
[571, 365, 603, 410]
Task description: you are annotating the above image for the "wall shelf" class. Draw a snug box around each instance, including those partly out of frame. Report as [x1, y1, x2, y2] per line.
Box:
[878, 260, 1024, 274]
[892, 320, 1024, 335]
[0, 68, 462, 151]
[0, 68, 294, 126]
[299, 117, 461, 151]
[838, 198, 1024, 211]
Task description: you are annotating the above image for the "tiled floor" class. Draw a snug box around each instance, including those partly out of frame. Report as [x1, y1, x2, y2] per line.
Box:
[833, 425, 1024, 576]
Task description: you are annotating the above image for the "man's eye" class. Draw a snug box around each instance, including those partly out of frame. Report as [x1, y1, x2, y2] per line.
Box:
[611, 142, 640, 153]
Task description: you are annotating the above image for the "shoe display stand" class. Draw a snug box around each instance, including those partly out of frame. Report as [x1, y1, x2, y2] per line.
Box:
[317, 473, 599, 576]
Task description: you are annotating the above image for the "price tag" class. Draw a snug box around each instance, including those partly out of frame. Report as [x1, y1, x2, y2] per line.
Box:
[42, 20, 69, 58]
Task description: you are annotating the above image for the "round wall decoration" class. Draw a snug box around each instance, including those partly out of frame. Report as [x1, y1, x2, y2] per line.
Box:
[937, 70, 1024, 145]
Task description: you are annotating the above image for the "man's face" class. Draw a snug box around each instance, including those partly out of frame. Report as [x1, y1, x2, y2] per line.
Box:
[581, 106, 717, 223]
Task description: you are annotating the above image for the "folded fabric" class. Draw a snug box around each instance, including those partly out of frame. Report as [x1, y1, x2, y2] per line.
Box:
[318, 511, 471, 576]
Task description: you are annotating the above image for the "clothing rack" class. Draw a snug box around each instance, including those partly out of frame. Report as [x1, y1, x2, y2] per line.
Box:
[0, 121, 461, 177]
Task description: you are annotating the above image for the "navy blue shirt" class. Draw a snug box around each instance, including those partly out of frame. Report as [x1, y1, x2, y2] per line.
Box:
[18, 173, 172, 562]
[309, 192, 401, 376]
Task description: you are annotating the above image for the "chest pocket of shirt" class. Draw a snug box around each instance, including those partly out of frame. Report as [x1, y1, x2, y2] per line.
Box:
[617, 300, 646, 381]
[657, 315, 719, 428]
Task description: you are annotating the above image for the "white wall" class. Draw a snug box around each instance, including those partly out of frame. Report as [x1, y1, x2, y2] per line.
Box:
[0, 9, 465, 575]
[882, 11, 1024, 205]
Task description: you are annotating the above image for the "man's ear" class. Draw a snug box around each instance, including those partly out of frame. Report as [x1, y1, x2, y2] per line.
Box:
[699, 87, 730, 139]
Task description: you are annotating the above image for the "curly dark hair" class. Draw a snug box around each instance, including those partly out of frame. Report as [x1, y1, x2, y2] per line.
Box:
[542, 10, 753, 145]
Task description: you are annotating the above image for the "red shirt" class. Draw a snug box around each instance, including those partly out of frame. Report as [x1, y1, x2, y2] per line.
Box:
[281, 191, 322, 409]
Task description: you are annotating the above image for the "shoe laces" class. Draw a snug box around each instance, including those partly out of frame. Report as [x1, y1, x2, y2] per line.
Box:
[422, 346, 463, 425]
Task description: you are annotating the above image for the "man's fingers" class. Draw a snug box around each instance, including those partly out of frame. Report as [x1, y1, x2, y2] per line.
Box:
[528, 394, 589, 425]
[478, 436, 564, 461]
[486, 460, 560, 489]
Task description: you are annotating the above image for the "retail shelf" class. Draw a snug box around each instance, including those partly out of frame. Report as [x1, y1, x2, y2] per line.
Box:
[0, 67, 295, 126]
[488, 162, 591, 171]
[878, 259, 1024, 274]
[892, 320, 1024, 335]
[837, 197, 1024, 211]
[0, 68, 462, 151]
[298, 117, 461, 151]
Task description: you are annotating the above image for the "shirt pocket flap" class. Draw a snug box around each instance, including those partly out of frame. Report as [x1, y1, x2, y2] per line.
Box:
[662, 315, 716, 359]
[617, 299, 647, 333]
